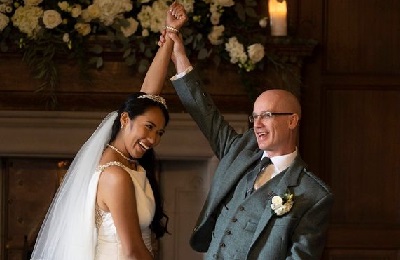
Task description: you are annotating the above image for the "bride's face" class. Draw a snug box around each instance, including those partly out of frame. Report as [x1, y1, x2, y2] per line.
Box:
[121, 107, 166, 159]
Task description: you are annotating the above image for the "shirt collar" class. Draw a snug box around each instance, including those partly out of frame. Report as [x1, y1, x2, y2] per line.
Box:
[261, 147, 298, 173]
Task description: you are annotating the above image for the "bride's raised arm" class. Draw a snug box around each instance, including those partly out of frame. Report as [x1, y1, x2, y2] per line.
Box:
[140, 2, 187, 95]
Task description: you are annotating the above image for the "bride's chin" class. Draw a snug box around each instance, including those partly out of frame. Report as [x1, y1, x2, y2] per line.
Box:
[133, 147, 147, 157]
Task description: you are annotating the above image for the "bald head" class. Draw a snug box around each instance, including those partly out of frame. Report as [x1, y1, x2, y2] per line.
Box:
[255, 89, 301, 119]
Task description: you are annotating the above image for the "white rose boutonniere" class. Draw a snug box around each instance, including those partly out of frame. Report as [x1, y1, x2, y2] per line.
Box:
[271, 190, 294, 216]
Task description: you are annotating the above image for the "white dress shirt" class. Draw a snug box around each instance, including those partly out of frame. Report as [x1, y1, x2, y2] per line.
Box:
[254, 148, 298, 190]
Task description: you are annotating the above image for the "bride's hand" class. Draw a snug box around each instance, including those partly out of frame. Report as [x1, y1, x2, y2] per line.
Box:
[166, 2, 188, 32]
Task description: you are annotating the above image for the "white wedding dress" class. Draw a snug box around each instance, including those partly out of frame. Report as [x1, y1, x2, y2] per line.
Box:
[93, 161, 155, 259]
[31, 112, 158, 260]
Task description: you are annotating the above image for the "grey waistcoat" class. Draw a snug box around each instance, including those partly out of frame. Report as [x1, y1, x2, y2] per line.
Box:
[206, 171, 284, 259]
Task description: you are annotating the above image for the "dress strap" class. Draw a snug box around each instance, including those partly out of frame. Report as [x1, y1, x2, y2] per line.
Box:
[97, 161, 131, 173]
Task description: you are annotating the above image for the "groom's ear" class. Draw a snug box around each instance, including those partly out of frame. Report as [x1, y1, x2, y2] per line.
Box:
[288, 113, 300, 129]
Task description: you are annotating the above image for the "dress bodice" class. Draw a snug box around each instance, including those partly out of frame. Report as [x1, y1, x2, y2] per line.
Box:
[93, 161, 155, 259]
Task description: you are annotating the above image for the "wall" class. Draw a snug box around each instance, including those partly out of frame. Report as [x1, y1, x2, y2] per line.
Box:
[298, 0, 400, 258]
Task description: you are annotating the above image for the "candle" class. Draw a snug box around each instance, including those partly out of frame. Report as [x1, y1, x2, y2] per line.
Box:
[268, 0, 287, 36]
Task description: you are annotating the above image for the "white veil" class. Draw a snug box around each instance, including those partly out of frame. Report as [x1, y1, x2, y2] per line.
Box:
[31, 111, 118, 260]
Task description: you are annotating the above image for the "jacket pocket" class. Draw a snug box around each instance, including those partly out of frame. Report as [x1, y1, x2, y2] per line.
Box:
[244, 220, 258, 232]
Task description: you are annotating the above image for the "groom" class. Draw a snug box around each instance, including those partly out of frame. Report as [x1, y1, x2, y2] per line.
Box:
[164, 31, 334, 259]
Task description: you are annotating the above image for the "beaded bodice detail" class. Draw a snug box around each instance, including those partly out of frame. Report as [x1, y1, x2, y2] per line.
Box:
[93, 161, 155, 258]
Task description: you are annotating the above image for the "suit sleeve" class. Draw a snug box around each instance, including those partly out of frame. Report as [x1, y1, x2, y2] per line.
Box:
[286, 193, 334, 260]
[171, 68, 241, 159]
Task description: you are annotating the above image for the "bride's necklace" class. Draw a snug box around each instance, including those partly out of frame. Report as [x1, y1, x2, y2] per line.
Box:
[106, 144, 136, 164]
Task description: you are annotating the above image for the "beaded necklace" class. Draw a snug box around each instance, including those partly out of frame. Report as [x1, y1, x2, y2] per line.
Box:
[106, 144, 136, 164]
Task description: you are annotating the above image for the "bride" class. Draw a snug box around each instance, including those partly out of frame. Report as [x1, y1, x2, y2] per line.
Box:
[30, 3, 187, 259]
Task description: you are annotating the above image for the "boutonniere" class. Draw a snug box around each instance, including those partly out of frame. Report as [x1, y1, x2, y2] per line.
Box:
[271, 190, 294, 216]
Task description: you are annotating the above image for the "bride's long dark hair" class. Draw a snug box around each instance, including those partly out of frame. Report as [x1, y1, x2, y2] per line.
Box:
[109, 92, 170, 238]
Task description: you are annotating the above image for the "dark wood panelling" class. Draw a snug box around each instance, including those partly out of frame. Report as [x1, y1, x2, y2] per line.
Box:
[324, 0, 400, 75]
[0, 53, 254, 112]
[0, 39, 315, 113]
[326, 89, 400, 225]
[324, 249, 399, 260]
[0, 91, 252, 114]
[4, 158, 66, 259]
[300, 0, 400, 258]
[326, 226, 400, 249]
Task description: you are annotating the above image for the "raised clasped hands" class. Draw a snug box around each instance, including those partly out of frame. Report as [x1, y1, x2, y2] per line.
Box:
[159, 2, 190, 72]
[166, 2, 188, 33]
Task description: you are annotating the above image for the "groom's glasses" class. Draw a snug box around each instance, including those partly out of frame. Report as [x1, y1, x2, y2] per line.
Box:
[249, 111, 294, 123]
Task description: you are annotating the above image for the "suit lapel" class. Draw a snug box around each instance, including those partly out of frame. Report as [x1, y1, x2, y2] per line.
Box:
[251, 156, 307, 243]
[209, 149, 264, 213]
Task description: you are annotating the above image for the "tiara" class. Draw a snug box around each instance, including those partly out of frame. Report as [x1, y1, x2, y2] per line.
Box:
[138, 94, 167, 109]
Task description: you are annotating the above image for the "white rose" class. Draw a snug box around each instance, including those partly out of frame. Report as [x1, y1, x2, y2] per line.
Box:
[0, 4, 13, 13]
[11, 5, 43, 38]
[5, 5, 13, 13]
[137, 0, 168, 33]
[92, 0, 133, 26]
[70, 5, 82, 18]
[225, 37, 247, 64]
[0, 4, 7, 13]
[121, 2, 133, 12]
[181, 0, 194, 13]
[149, 0, 168, 32]
[86, 4, 101, 20]
[215, 0, 234, 7]
[275, 206, 286, 216]
[137, 5, 151, 29]
[207, 25, 224, 45]
[43, 10, 62, 29]
[271, 196, 283, 207]
[74, 22, 91, 36]
[0, 12, 9, 31]
[58, 1, 69, 12]
[248, 43, 265, 64]
[79, 9, 90, 22]
[121, 17, 139, 37]
[24, 0, 43, 6]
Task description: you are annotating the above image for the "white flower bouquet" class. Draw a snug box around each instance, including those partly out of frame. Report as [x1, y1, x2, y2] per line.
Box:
[0, 0, 271, 104]
[0, 0, 268, 69]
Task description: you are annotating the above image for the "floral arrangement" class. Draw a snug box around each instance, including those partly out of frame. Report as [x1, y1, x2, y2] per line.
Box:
[270, 190, 294, 216]
[0, 0, 272, 103]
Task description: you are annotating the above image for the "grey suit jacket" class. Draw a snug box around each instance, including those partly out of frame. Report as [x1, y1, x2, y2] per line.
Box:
[171, 68, 334, 260]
